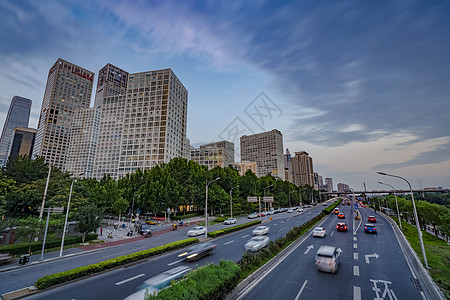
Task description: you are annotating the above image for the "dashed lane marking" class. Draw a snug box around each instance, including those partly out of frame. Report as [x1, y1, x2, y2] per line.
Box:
[331, 231, 334, 236]
[353, 286, 361, 300]
[241, 235, 249, 238]
[294, 280, 308, 300]
[353, 237, 357, 241]
[115, 274, 145, 285]
[353, 243, 357, 249]
[224, 240, 234, 245]
[353, 265, 360, 276]
[354, 253, 358, 260]
[168, 259, 184, 266]
[279, 227, 287, 232]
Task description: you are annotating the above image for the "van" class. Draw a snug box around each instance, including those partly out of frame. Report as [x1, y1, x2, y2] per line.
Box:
[315, 245, 341, 273]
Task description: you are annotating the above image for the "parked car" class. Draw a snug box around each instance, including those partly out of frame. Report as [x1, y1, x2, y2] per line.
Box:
[268, 210, 274, 215]
[178, 242, 217, 261]
[287, 208, 294, 213]
[315, 245, 341, 273]
[187, 226, 206, 237]
[368, 216, 377, 223]
[336, 222, 348, 232]
[145, 218, 157, 225]
[248, 213, 258, 219]
[252, 225, 269, 235]
[364, 224, 377, 234]
[224, 218, 237, 225]
[244, 236, 270, 252]
[313, 227, 326, 238]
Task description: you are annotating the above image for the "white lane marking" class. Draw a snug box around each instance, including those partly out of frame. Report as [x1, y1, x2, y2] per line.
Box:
[295, 221, 299, 224]
[353, 286, 361, 300]
[168, 259, 184, 266]
[224, 240, 234, 245]
[353, 253, 358, 260]
[274, 223, 278, 226]
[353, 243, 357, 249]
[278, 227, 287, 232]
[365, 253, 379, 264]
[294, 280, 308, 300]
[353, 237, 357, 241]
[241, 234, 249, 238]
[115, 274, 145, 285]
[331, 231, 334, 236]
[280, 221, 285, 223]
[353, 265, 360, 276]
[304, 245, 313, 254]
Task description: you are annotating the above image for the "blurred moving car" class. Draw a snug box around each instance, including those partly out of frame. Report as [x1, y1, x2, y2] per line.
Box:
[315, 245, 341, 273]
[187, 226, 206, 237]
[124, 266, 191, 299]
[368, 216, 377, 223]
[223, 218, 237, 225]
[297, 207, 304, 212]
[178, 242, 217, 261]
[336, 222, 348, 232]
[252, 225, 269, 235]
[0, 253, 14, 265]
[313, 227, 326, 237]
[287, 208, 294, 213]
[338, 213, 345, 219]
[244, 236, 270, 252]
[364, 224, 377, 234]
[248, 213, 258, 219]
[333, 208, 340, 215]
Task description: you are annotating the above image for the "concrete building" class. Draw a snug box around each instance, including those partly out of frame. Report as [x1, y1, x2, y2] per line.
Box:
[240, 129, 285, 179]
[65, 107, 101, 178]
[0, 96, 32, 166]
[325, 178, 333, 193]
[191, 140, 234, 169]
[232, 161, 258, 176]
[292, 151, 315, 188]
[284, 148, 293, 183]
[117, 68, 188, 178]
[32, 58, 94, 169]
[8, 127, 36, 160]
[94, 63, 128, 108]
[337, 183, 350, 192]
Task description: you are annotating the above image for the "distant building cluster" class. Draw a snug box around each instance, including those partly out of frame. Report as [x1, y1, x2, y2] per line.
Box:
[0, 58, 344, 191]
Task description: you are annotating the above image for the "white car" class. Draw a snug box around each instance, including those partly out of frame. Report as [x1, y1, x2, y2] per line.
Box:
[223, 218, 237, 225]
[313, 227, 326, 238]
[252, 225, 269, 235]
[268, 210, 274, 215]
[187, 226, 206, 237]
[297, 208, 303, 213]
[244, 236, 270, 252]
[287, 208, 294, 213]
[248, 213, 258, 219]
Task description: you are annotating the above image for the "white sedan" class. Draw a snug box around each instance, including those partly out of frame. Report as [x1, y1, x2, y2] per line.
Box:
[187, 226, 206, 237]
[223, 218, 237, 225]
[313, 227, 326, 238]
[252, 226, 269, 235]
[244, 236, 270, 252]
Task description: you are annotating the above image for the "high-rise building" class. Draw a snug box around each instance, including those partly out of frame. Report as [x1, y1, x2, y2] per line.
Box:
[117, 69, 188, 177]
[65, 107, 101, 178]
[32, 58, 94, 169]
[8, 127, 36, 160]
[191, 140, 234, 169]
[0, 96, 32, 166]
[325, 178, 333, 193]
[94, 63, 128, 108]
[93, 95, 126, 180]
[232, 161, 258, 176]
[240, 129, 285, 179]
[292, 151, 314, 187]
[284, 148, 293, 183]
[337, 183, 350, 192]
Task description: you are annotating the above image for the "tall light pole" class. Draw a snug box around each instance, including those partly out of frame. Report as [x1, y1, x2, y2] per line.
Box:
[263, 184, 274, 220]
[230, 185, 239, 218]
[377, 172, 428, 268]
[205, 177, 220, 239]
[60, 172, 84, 257]
[39, 166, 52, 220]
[378, 181, 402, 230]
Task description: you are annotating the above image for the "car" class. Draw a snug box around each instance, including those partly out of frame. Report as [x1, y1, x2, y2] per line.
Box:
[287, 208, 294, 213]
[368, 216, 377, 223]
[124, 266, 191, 299]
[313, 227, 326, 237]
[137, 222, 152, 235]
[364, 224, 377, 234]
[315, 245, 341, 273]
[252, 225, 269, 235]
[268, 210, 274, 215]
[338, 213, 345, 219]
[333, 208, 340, 215]
[187, 226, 206, 237]
[178, 242, 217, 261]
[297, 208, 304, 213]
[336, 222, 348, 232]
[244, 236, 270, 252]
[145, 218, 157, 225]
[323, 203, 327, 206]
[0, 253, 14, 265]
[248, 213, 258, 219]
[223, 218, 237, 225]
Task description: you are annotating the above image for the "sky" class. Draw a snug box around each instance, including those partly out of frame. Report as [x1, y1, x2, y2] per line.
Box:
[0, 0, 449, 191]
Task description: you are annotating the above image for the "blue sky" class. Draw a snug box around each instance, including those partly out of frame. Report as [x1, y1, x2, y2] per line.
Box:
[1, 0, 449, 190]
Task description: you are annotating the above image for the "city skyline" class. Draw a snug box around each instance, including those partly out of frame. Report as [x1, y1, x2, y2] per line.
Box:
[1, 1, 449, 189]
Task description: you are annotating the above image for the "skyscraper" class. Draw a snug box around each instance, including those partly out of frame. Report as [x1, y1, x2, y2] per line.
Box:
[240, 129, 285, 179]
[8, 127, 36, 160]
[117, 68, 188, 177]
[94, 63, 128, 108]
[0, 96, 32, 167]
[32, 59, 94, 169]
[325, 178, 333, 193]
[191, 140, 234, 169]
[292, 151, 314, 187]
[284, 148, 293, 183]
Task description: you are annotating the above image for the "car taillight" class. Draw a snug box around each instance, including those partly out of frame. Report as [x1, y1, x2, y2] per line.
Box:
[344, 226, 347, 229]
[364, 227, 367, 230]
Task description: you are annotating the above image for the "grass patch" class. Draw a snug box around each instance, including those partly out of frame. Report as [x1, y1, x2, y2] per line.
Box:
[393, 217, 450, 299]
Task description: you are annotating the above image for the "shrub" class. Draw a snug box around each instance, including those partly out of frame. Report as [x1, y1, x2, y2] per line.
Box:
[322, 199, 342, 215]
[208, 221, 261, 238]
[171, 212, 203, 220]
[213, 217, 226, 223]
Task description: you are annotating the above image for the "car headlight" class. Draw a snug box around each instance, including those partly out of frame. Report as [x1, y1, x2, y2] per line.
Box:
[178, 252, 188, 257]
[253, 244, 260, 248]
[186, 253, 198, 259]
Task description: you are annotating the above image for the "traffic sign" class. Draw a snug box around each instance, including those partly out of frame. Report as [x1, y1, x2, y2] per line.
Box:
[263, 196, 274, 203]
[247, 196, 258, 202]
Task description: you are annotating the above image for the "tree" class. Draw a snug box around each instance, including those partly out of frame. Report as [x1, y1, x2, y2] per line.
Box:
[15, 217, 42, 254]
[2, 155, 49, 185]
[72, 204, 102, 243]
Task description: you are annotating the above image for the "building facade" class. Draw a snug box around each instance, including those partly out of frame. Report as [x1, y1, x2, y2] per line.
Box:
[8, 127, 36, 160]
[232, 161, 258, 176]
[191, 140, 234, 169]
[0, 96, 32, 166]
[117, 69, 188, 178]
[337, 183, 350, 192]
[325, 178, 333, 193]
[240, 129, 285, 179]
[284, 148, 293, 183]
[32, 58, 94, 169]
[94, 63, 128, 108]
[292, 151, 315, 187]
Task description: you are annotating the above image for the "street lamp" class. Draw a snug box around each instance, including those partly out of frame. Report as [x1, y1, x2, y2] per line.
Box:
[205, 177, 220, 239]
[60, 172, 84, 257]
[378, 181, 402, 230]
[263, 184, 274, 220]
[230, 185, 239, 219]
[377, 172, 428, 268]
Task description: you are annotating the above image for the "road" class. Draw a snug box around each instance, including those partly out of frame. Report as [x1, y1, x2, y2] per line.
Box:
[21, 206, 326, 299]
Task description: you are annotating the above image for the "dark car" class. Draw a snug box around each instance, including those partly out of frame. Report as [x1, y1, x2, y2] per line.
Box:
[364, 224, 377, 234]
[137, 222, 151, 235]
[336, 222, 348, 232]
[178, 242, 217, 261]
[368, 216, 377, 223]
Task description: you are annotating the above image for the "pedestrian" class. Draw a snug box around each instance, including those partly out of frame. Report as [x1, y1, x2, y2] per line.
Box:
[100, 227, 103, 236]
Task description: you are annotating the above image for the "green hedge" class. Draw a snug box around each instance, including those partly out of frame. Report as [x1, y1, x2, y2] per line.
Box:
[146, 260, 241, 300]
[0, 233, 98, 255]
[171, 212, 203, 220]
[213, 217, 227, 223]
[322, 199, 342, 215]
[208, 221, 262, 238]
[35, 238, 199, 289]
